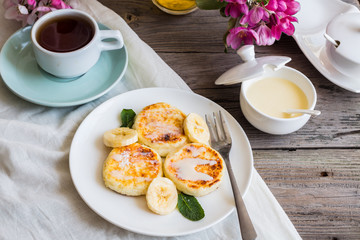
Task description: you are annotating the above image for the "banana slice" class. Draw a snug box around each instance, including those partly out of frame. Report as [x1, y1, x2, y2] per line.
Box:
[146, 177, 178, 215]
[103, 127, 138, 148]
[183, 113, 210, 144]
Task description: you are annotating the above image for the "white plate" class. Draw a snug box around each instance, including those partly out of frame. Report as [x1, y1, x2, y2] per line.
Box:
[293, 0, 360, 93]
[69, 88, 254, 237]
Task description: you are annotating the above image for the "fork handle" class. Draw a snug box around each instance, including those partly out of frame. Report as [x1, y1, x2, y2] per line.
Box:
[225, 158, 257, 240]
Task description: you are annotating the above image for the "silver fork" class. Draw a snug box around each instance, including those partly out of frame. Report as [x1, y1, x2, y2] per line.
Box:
[205, 111, 257, 240]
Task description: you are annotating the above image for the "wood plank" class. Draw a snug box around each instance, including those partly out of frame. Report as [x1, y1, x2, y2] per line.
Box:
[254, 149, 360, 239]
[102, 2, 229, 52]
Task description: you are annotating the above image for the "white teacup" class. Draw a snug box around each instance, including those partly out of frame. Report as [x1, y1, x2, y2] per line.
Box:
[31, 9, 124, 79]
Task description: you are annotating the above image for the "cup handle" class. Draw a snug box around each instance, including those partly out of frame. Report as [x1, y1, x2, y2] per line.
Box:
[99, 30, 124, 51]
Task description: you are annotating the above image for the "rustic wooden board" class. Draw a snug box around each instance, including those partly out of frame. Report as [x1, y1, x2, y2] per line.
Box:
[99, 1, 360, 239]
[254, 149, 360, 240]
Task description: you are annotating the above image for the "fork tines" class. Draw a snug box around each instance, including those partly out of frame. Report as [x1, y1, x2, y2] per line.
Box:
[205, 111, 232, 146]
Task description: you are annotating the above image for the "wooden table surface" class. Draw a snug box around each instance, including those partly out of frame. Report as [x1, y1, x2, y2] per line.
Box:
[99, 1, 360, 239]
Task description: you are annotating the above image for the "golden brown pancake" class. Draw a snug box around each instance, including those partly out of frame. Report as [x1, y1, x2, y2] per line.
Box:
[133, 102, 188, 157]
[164, 143, 224, 197]
[103, 143, 162, 196]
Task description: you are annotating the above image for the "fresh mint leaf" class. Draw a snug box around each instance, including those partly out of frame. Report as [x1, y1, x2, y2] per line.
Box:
[120, 109, 136, 128]
[178, 192, 205, 221]
[196, 0, 227, 10]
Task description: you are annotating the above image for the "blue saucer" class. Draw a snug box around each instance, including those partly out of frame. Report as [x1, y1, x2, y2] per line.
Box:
[0, 24, 128, 107]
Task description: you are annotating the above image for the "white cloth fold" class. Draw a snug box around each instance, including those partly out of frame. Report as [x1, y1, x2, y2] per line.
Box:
[0, 0, 301, 239]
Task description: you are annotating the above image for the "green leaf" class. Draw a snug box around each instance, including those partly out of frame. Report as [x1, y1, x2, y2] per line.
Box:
[120, 109, 136, 128]
[219, 6, 226, 17]
[178, 192, 205, 221]
[227, 17, 237, 30]
[262, 0, 270, 6]
[256, 0, 269, 5]
[195, 0, 227, 10]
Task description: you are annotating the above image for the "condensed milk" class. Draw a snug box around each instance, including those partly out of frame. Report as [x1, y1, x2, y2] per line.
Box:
[246, 77, 309, 118]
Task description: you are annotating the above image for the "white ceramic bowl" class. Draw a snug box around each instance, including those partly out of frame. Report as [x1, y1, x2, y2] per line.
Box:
[240, 66, 317, 135]
[325, 12, 360, 77]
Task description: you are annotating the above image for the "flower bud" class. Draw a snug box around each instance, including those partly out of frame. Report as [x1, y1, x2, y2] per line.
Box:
[266, 0, 278, 11]
[284, 1, 300, 15]
[269, 13, 279, 26]
[277, 0, 287, 12]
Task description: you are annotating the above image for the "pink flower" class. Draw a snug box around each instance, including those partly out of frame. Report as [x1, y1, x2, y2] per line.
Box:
[248, 6, 267, 26]
[266, 0, 300, 15]
[266, 0, 278, 11]
[255, 23, 275, 46]
[224, 0, 248, 18]
[200, 0, 301, 50]
[270, 14, 298, 40]
[3, 1, 29, 26]
[51, 0, 71, 9]
[27, 0, 37, 8]
[26, 6, 53, 25]
[3, 0, 77, 26]
[277, 0, 287, 12]
[284, 0, 300, 15]
[239, 5, 269, 27]
[226, 26, 259, 49]
[263, 0, 300, 41]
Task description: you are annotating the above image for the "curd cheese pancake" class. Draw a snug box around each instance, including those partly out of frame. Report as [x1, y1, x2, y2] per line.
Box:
[133, 102, 188, 157]
[103, 143, 162, 196]
[164, 143, 224, 197]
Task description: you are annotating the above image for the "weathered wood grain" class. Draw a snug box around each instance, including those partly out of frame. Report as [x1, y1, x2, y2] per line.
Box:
[254, 149, 360, 240]
[99, 0, 360, 239]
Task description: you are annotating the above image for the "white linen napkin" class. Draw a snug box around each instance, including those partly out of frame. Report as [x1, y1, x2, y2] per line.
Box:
[0, 0, 301, 239]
